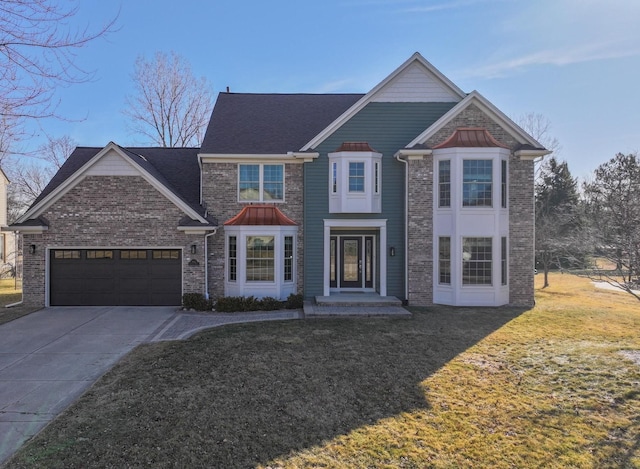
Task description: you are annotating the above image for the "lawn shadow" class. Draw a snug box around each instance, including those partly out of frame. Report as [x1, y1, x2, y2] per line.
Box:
[7, 306, 527, 468]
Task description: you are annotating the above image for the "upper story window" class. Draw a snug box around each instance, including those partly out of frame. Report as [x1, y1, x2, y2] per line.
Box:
[348, 162, 365, 192]
[328, 143, 382, 214]
[501, 160, 508, 208]
[438, 160, 451, 207]
[239, 164, 284, 202]
[463, 159, 492, 207]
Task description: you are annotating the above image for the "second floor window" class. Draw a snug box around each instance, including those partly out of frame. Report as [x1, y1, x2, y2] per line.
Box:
[463, 160, 492, 207]
[348, 162, 365, 192]
[239, 164, 284, 201]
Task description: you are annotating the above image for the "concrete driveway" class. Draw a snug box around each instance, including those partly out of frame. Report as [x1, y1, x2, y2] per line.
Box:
[0, 306, 176, 465]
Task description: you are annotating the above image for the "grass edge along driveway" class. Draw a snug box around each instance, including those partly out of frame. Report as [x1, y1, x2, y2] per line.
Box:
[5, 273, 640, 468]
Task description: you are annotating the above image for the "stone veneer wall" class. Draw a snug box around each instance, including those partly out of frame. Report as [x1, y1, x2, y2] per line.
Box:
[415, 103, 536, 307]
[200, 162, 304, 299]
[406, 157, 434, 306]
[21, 176, 205, 307]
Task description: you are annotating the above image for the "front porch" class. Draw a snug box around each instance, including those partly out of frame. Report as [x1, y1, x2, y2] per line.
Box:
[304, 292, 409, 317]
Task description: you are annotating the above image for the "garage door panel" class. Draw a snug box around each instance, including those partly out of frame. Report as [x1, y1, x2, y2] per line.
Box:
[50, 249, 182, 306]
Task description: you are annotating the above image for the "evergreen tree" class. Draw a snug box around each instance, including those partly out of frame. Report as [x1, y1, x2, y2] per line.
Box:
[535, 157, 581, 287]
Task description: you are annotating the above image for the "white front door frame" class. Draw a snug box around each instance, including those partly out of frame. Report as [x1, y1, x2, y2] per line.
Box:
[323, 219, 387, 296]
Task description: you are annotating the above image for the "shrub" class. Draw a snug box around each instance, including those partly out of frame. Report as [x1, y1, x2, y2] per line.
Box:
[182, 293, 213, 311]
[285, 293, 304, 309]
[259, 296, 284, 311]
[214, 296, 245, 312]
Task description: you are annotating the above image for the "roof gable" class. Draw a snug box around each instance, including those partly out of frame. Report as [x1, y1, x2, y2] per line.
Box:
[407, 91, 548, 151]
[302, 52, 466, 151]
[16, 143, 211, 225]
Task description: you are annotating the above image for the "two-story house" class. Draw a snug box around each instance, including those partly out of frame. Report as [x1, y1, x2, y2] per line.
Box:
[6, 53, 548, 308]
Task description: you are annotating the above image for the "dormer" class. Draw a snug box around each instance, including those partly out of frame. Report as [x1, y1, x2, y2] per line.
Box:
[328, 142, 382, 214]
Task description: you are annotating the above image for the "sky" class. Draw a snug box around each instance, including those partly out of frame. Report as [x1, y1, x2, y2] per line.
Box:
[25, 0, 640, 181]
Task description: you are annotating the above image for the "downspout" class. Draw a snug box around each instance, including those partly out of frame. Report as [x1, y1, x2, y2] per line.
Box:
[394, 153, 409, 303]
[204, 229, 217, 300]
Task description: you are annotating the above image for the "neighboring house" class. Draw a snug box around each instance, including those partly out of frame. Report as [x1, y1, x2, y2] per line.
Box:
[0, 168, 18, 279]
[6, 53, 549, 308]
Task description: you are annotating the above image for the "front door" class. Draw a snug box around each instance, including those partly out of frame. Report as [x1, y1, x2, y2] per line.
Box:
[330, 235, 375, 290]
[340, 237, 362, 288]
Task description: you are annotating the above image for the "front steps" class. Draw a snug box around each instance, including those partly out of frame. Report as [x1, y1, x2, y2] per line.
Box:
[304, 293, 410, 317]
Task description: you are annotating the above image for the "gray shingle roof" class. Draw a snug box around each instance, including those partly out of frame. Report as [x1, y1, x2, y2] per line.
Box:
[200, 93, 364, 154]
[31, 146, 216, 225]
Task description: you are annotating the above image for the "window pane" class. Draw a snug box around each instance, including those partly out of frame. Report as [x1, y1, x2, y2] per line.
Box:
[152, 250, 179, 259]
[462, 237, 492, 285]
[332, 162, 337, 193]
[284, 236, 293, 282]
[54, 250, 80, 259]
[239, 164, 260, 200]
[246, 236, 274, 281]
[439, 237, 451, 284]
[228, 236, 237, 282]
[121, 250, 147, 259]
[501, 160, 507, 208]
[501, 237, 508, 286]
[439, 160, 451, 207]
[374, 162, 379, 194]
[463, 160, 492, 207]
[263, 165, 283, 200]
[86, 250, 113, 259]
[349, 162, 365, 192]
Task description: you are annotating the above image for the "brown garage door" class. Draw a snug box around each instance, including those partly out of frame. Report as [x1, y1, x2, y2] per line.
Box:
[50, 249, 182, 306]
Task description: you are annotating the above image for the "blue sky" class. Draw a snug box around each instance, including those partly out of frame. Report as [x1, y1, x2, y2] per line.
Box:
[31, 0, 640, 180]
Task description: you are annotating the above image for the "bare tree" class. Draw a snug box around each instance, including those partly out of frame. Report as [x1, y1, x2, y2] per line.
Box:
[0, 0, 117, 121]
[124, 51, 214, 147]
[514, 112, 561, 157]
[581, 153, 640, 301]
[36, 134, 76, 170]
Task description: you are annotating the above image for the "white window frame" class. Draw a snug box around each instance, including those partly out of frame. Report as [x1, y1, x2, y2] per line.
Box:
[224, 225, 297, 300]
[237, 163, 285, 202]
[328, 150, 382, 214]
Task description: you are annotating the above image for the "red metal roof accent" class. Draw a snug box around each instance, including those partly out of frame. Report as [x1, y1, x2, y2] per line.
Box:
[433, 128, 509, 149]
[224, 205, 297, 226]
[335, 142, 378, 152]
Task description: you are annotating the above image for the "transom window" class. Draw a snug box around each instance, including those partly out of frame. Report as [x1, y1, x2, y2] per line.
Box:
[462, 237, 492, 285]
[153, 250, 180, 260]
[121, 250, 147, 259]
[463, 160, 492, 207]
[239, 164, 284, 201]
[87, 250, 113, 259]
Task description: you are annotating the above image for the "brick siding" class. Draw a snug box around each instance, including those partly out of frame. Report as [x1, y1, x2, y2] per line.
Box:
[21, 176, 205, 307]
[200, 162, 304, 299]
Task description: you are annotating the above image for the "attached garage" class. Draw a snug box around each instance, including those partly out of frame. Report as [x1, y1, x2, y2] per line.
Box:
[50, 249, 182, 306]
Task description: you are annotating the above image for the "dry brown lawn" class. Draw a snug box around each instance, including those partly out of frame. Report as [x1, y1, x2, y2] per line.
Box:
[0, 278, 40, 326]
[5, 273, 640, 468]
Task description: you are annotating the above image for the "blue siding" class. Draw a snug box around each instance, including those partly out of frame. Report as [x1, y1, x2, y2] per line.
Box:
[303, 102, 457, 299]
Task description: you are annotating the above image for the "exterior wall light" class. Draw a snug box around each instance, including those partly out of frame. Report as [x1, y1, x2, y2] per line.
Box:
[190, 244, 197, 254]
[389, 246, 395, 257]
[29, 244, 36, 254]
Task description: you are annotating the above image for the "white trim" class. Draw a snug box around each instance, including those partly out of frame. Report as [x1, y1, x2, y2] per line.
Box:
[407, 91, 546, 150]
[302, 53, 465, 151]
[199, 153, 319, 164]
[177, 226, 218, 235]
[323, 219, 387, 296]
[2, 225, 48, 233]
[16, 142, 209, 225]
[237, 162, 285, 203]
[514, 148, 552, 160]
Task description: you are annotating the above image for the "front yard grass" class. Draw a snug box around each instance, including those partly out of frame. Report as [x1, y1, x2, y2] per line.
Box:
[0, 278, 40, 326]
[6, 273, 640, 468]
